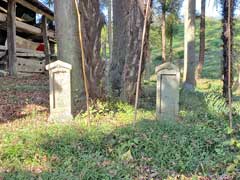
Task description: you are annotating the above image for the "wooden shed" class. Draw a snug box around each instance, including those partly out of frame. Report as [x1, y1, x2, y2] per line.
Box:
[0, 0, 55, 75]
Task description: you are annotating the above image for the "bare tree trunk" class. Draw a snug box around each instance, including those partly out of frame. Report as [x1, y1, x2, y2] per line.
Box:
[121, 0, 152, 103]
[161, 1, 167, 63]
[169, 33, 173, 62]
[110, 0, 151, 103]
[108, 0, 113, 61]
[54, 0, 83, 98]
[110, 0, 130, 97]
[106, 0, 113, 95]
[196, 0, 206, 79]
[183, 0, 196, 90]
[222, 0, 233, 102]
[78, 0, 106, 99]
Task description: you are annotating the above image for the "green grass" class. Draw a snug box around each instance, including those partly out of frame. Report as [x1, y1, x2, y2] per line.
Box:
[1, 18, 240, 179]
[0, 92, 239, 179]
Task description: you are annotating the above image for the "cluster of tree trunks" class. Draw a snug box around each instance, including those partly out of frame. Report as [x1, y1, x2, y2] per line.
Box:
[78, 0, 106, 99]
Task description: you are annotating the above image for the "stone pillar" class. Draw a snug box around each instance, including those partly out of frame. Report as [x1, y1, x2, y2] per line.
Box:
[46, 60, 73, 122]
[155, 62, 180, 120]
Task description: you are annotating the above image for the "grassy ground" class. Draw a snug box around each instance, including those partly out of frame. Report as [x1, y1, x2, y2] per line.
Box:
[0, 19, 240, 179]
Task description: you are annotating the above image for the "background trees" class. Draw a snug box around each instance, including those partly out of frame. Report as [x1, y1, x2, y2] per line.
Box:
[157, 0, 183, 63]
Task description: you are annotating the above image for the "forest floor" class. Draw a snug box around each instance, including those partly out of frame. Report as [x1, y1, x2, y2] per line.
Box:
[0, 18, 240, 179]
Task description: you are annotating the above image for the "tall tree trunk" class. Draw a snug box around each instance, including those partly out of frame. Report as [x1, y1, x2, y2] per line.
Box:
[196, 0, 206, 79]
[54, 0, 83, 98]
[110, 0, 151, 103]
[121, 0, 152, 103]
[106, 0, 113, 95]
[222, 0, 233, 101]
[110, 0, 131, 97]
[78, 0, 106, 99]
[183, 0, 196, 90]
[161, 1, 167, 63]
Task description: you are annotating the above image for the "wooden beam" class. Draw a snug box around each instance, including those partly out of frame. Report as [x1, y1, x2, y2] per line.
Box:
[0, 12, 55, 38]
[41, 16, 50, 64]
[16, 0, 54, 20]
[0, 45, 44, 55]
[7, 0, 17, 75]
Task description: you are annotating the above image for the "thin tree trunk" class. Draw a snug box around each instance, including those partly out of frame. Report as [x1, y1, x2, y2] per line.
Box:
[161, 1, 167, 63]
[183, 0, 196, 90]
[108, 0, 113, 61]
[222, 0, 233, 102]
[106, 0, 113, 94]
[227, 0, 233, 129]
[196, 0, 206, 79]
[169, 32, 173, 62]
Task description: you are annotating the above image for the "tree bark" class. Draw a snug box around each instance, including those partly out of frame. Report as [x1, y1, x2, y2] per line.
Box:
[54, 0, 84, 98]
[161, 0, 167, 63]
[78, 0, 106, 99]
[106, 0, 113, 95]
[110, 0, 130, 97]
[110, 0, 151, 103]
[222, 0, 233, 101]
[196, 0, 206, 79]
[121, 0, 152, 103]
[183, 0, 196, 90]
[108, 0, 113, 62]
[7, 0, 17, 76]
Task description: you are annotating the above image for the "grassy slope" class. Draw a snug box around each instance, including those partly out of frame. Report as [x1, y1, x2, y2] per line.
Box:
[0, 19, 240, 179]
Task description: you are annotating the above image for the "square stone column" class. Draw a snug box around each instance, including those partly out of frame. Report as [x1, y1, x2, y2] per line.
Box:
[46, 60, 73, 122]
[155, 62, 180, 120]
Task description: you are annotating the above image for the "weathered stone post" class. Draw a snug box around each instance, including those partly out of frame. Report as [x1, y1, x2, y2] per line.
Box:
[46, 60, 73, 122]
[155, 62, 180, 120]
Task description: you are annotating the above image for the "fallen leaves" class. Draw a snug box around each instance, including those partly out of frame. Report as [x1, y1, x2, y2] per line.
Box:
[0, 74, 49, 122]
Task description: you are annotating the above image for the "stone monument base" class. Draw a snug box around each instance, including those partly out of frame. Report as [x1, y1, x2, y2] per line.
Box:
[48, 112, 73, 122]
